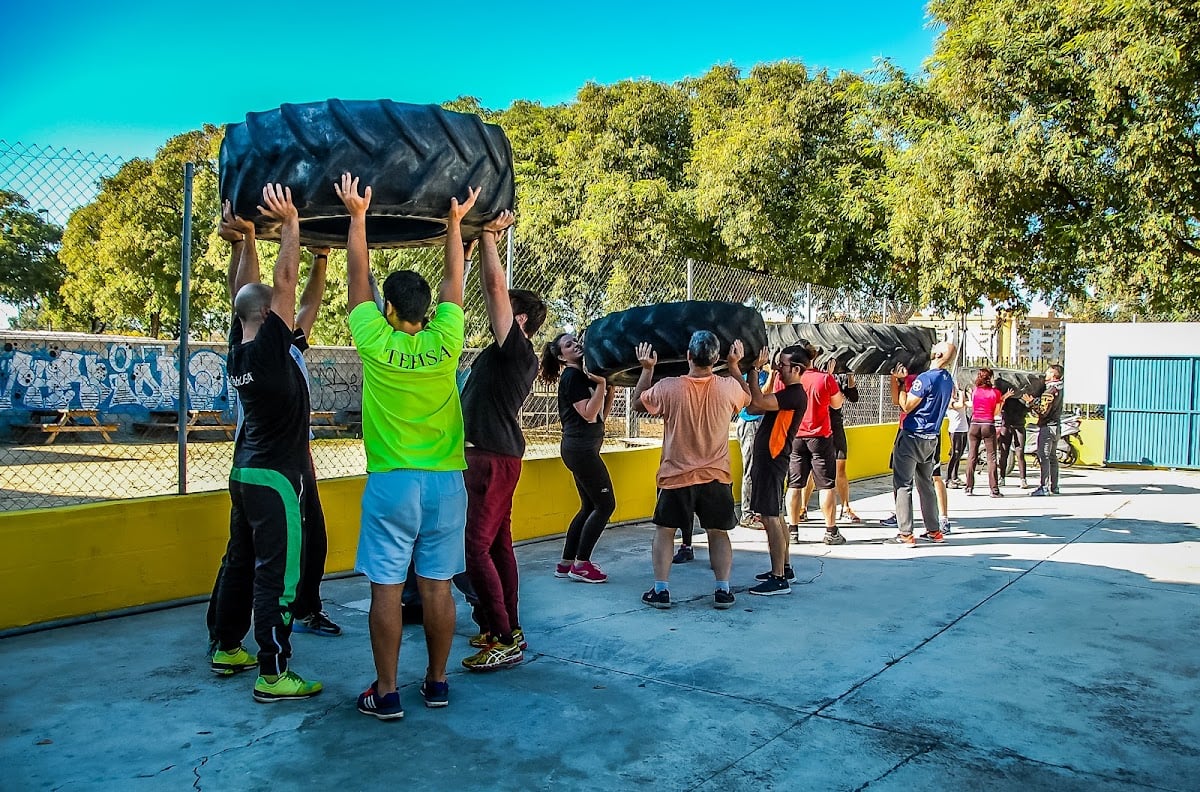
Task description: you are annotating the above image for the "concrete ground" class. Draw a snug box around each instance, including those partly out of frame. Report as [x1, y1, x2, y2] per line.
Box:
[2, 466, 1197, 791]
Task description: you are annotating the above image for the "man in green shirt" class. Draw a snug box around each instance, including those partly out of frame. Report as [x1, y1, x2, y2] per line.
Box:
[335, 172, 478, 720]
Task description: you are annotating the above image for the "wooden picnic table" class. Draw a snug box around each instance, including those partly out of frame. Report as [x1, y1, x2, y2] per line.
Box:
[20, 409, 118, 445]
[134, 409, 237, 441]
[310, 411, 351, 437]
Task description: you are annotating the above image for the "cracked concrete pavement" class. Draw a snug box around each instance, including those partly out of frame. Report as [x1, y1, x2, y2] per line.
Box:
[2, 466, 1197, 791]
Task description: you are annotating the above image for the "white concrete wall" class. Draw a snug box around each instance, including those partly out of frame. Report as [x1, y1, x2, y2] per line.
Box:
[1065, 323, 1200, 404]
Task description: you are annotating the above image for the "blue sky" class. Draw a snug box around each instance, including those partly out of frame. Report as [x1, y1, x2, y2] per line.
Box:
[1, 0, 939, 160]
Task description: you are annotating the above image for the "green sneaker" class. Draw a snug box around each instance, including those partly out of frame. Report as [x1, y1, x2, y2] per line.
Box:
[253, 670, 323, 703]
[211, 645, 258, 676]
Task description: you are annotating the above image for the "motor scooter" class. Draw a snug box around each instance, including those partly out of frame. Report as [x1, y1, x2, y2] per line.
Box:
[977, 413, 1082, 475]
[1008, 413, 1082, 473]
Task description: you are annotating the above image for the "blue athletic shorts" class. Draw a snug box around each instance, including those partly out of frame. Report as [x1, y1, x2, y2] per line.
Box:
[356, 469, 467, 584]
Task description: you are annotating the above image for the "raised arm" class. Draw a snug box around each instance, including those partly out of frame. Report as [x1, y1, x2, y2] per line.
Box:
[892, 366, 924, 413]
[333, 173, 375, 313]
[826, 359, 845, 409]
[295, 247, 329, 337]
[745, 348, 781, 415]
[440, 187, 480, 307]
[573, 364, 609, 423]
[256, 184, 300, 328]
[220, 200, 258, 304]
[632, 342, 658, 411]
[479, 210, 516, 344]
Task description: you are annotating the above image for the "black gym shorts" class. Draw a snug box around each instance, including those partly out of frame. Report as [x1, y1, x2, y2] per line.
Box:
[831, 423, 848, 461]
[653, 480, 736, 532]
[748, 456, 787, 517]
[787, 435, 836, 490]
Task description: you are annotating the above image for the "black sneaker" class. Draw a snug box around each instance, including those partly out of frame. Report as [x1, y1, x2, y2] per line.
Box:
[1030, 487, 1048, 497]
[755, 565, 795, 581]
[672, 545, 694, 564]
[748, 575, 792, 596]
[823, 531, 846, 545]
[713, 589, 735, 609]
[420, 678, 449, 708]
[294, 610, 342, 637]
[641, 588, 672, 609]
[788, 525, 800, 542]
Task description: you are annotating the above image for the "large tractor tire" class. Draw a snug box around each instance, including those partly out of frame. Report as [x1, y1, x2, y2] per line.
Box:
[219, 100, 515, 249]
[956, 367, 1045, 397]
[764, 322, 936, 375]
[583, 301, 768, 387]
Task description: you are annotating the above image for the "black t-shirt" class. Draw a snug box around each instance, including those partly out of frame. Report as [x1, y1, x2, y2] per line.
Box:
[228, 311, 310, 470]
[1001, 396, 1030, 428]
[830, 377, 859, 431]
[558, 366, 605, 441]
[752, 382, 808, 467]
[462, 319, 537, 458]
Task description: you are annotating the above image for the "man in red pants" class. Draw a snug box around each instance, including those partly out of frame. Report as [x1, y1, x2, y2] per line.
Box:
[459, 212, 547, 672]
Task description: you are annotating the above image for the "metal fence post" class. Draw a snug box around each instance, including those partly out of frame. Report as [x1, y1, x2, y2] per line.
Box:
[686, 259, 694, 300]
[177, 162, 194, 495]
[806, 283, 813, 322]
[624, 388, 636, 438]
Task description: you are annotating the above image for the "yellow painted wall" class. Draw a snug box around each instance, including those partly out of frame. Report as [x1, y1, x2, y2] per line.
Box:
[1, 426, 910, 632]
[1078, 418, 1106, 466]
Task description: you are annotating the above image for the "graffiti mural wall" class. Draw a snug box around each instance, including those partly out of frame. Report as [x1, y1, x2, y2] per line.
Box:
[0, 331, 363, 436]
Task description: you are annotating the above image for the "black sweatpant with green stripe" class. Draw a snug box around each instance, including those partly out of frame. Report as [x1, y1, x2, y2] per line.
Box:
[207, 460, 326, 643]
[211, 467, 304, 676]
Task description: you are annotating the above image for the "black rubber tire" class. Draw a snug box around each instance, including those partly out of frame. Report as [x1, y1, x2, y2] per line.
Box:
[583, 301, 768, 387]
[219, 100, 515, 249]
[957, 368, 1045, 397]
[1059, 443, 1078, 467]
[764, 322, 936, 375]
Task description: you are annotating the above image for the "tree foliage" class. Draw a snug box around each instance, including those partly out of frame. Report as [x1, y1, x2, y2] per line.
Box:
[41, 4, 1200, 338]
[0, 190, 63, 314]
[887, 0, 1200, 316]
[58, 127, 224, 337]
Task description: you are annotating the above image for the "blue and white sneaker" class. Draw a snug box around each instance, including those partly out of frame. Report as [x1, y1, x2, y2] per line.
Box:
[881, 514, 898, 528]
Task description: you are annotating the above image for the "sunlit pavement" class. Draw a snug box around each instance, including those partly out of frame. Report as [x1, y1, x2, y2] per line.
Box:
[3, 466, 1197, 791]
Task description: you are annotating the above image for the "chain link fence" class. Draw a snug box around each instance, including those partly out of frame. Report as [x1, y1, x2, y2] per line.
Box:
[1, 140, 908, 511]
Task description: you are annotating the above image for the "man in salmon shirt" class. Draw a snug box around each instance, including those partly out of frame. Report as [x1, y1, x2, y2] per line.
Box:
[743, 345, 810, 596]
[784, 350, 846, 547]
[633, 331, 750, 610]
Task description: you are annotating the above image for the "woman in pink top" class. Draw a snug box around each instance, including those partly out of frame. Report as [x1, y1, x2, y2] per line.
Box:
[965, 368, 1006, 496]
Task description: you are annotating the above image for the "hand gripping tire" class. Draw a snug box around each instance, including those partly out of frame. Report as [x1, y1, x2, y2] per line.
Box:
[582, 301, 768, 387]
[764, 322, 936, 375]
[219, 99, 515, 249]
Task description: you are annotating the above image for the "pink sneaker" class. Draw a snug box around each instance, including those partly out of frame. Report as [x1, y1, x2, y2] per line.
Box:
[568, 560, 608, 584]
[554, 562, 572, 578]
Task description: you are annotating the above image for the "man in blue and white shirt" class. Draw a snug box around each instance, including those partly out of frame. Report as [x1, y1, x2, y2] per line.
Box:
[885, 341, 956, 545]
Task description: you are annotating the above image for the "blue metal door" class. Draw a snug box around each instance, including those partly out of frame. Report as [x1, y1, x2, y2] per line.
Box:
[1106, 356, 1200, 469]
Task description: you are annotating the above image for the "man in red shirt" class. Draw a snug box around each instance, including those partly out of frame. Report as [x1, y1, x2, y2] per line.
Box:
[785, 348, 846, 544]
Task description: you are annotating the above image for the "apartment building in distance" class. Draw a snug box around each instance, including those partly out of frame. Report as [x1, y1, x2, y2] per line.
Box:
[909, 306, 1067, 367]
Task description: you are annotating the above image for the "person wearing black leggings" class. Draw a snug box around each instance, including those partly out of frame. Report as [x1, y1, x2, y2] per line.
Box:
[541, 333, 617, 584]
[945, 388, 969, 486]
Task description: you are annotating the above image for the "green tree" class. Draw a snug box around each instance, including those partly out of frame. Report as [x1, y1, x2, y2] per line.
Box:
[0, 190, 64, 317]
[888, 0, 1200, 316]
[59, 127, 224, 337]
[689, 62, 897, 294]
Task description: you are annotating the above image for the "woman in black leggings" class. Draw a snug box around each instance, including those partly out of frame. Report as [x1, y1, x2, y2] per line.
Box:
[540, 332, 617, 584]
